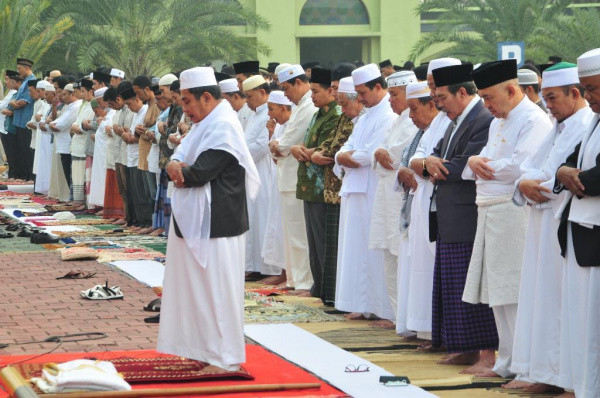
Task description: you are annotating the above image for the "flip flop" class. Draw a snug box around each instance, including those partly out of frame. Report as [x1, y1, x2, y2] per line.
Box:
[57, 271, 97, 280]
[80, 282, 124, 300]
[144, 314, 160, 324]
[143, 298, 161, 312]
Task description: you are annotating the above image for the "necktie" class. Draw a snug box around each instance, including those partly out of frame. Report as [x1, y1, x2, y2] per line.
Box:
[399, 129, 425, 235]
[441, 120, 457, 160]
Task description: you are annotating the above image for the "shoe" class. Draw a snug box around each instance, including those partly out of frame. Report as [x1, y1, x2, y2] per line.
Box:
[6, 224, 20, 232]
[30, 232, 59, 244]
[17, 228, 33, 237]
[144, 314, 160, 324]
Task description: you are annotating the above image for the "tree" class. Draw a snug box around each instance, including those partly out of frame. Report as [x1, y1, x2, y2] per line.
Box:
[39, 0, 270, 77]
[410, 0, 572, 63]
[0, 0, 73, 76]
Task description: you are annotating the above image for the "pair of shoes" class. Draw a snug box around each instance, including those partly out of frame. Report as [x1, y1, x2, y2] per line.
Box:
[80, 281, 124, 300]
[30, 231, 59, 244]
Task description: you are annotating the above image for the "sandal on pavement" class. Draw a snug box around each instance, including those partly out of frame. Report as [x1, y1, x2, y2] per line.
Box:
[144, 314, 160, 324]
[57, 270, 97, 280]
[80, 282, 124, 300]
[143, 298, 161, 312]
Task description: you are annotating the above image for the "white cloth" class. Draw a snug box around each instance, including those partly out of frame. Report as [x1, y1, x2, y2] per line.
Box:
[280, 191, 313, 289]
[32, 100, 50, 174]
[157, 233, 246, 370]
[410, 112, 452, 161]
[0, 89, 16, 134]
[126, 105, 147, 168]
[33, 105, 53, 194]
[88, 109, 116, 207]
[511, 106, 593, 385]
[334, 94, 396, 320]
[382, 249, 398, 319]
[28, 99, 44, 150]
[117, 106, 134, 166]
[70, 101, 95, 157]
[491, 303, 518, 378]
[105, 108, 122, 170]
[147, 107, 169, 174]
[31, 360, 130, 393]
[395, 237, 412, 334]
[237, 102, 253, 130]
[52, 100, 82, 154]
[170, 100, 260, 268]
[369, 109, 418, 255]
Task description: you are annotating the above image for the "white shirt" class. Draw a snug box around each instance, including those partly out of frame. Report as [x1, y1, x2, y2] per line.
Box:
[0, 89, 16, 134]
[70, 101, 95, 158]
[126, 104, 148, 168]
[462, 96, 553, 196]
[410, 112, 452, 162]
[443, 96, 480, 158]
[117, 106, 134, 166]
[237, 102, 253, 130]
[374, 107, 419, 172]
[53, 99, 82, 154]
[105, 108, 121, 169]
[244, 103, 270, 164]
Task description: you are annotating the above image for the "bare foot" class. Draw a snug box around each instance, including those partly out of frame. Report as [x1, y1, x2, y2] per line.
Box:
[345, 312, 367, 320]
[287, 289, 311, 297]
[438, 351, 479, 366]
[198, 365, 238, 375]
[258, 274, 285, 285]
[554, 392, 575, 398]
[139, 227, 155, 234]
[522, 383, 563, 394]
[149, 228, 164, 236]
[501, 379, 533, 389]
[96, 210, 104, 216]
[369, 319, 395, 329]
[417, 344, 446, 352]
[476, 369, 502, 378]
[115, 219, 127, 225]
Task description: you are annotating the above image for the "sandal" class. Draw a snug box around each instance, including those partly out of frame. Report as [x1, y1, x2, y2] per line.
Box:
[80, 282, 124, 300]
[144, 314, 160, 324]
[57, 270, 97, 280]
[0, 232, 13, 238]
[143, 298, 161, 312]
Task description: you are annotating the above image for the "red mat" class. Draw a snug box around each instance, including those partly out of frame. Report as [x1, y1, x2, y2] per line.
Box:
[0, 345, 346, 397]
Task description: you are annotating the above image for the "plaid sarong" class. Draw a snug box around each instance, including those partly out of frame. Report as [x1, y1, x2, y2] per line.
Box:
[71, 156, 86, 203]
[152, 169, 171, 232]
[321, 203, 340, 306]
[432, 238, 499, 352]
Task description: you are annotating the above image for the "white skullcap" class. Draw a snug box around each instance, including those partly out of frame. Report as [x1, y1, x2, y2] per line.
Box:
[338, 77, 357, 94]
[36, 80, 47, 89]
[268, 90, 292, 106]
[158, 73, 178, 86]
[110, 68, 125, 79]
[49, 70, 61, 78]
[180, 67, 217, 90]
[64, 83, 75, 92]
[242, 75, 267, 92]
[387, 70, 417, 88]
[406, 81, 431, 99]
[427, 58, 461, 75]
[44, 81, 55, 92]
[274, 63, 292, 76]
[278, 65, 304, 84]
[577, 48, 600, 78]
[218, 78, 239, 94]
[94, 87, 108, 98]
[542, 65, 580, 90]
[352, 63, 380, 86]
[517, 69, 538, 85]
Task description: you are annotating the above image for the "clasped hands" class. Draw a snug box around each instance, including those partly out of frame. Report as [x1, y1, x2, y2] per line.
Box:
[167, 160, 189, 188]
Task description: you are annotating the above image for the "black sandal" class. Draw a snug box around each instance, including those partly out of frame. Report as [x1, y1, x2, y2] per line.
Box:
[143, 298, 161, 312]
[144, 314, 160, 323]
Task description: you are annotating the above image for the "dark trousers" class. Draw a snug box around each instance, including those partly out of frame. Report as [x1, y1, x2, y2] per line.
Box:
[60, 153, 72, 188]
[321, 203, 341, 306]
[125, 166, 141, 226]
[303, 201, 327, 297]
[1, 133, 16, 179]
[115, 163, 130, 223]
[15, 127, 33, 180]
[140, 170, 157, 228]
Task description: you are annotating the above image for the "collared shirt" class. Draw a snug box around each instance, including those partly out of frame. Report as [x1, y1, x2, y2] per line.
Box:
[443, 95, 480, 158]
[0, 89, 17, 134]
[126, 105, 148, 168]
[52, 99, 82, 154]
[13, 74, 36, 128]
[117, 106, 135, 165]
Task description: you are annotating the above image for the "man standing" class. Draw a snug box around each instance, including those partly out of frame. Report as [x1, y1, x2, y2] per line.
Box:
[518, 68, 548, 113]
[70, 79, 95, 204]
[291, 68, 340, 298]
[463, 60, 552, 379]
[269, 65, 316, 293]
[11, 58, 36, 180]
[157, 66, 259, 373]
[219, 78, 253, 130]
[233, 60, 259, 91]
[379, 60, 395, 78]
[554, 47, 600, 398]
[511, 62, 592, 393]
[334, 64, 395, 320]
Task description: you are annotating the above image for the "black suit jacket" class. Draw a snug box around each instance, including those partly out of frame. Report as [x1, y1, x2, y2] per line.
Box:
[555, 136, 600, 267]
[173, 149, 249, 239]
[427, 100, 493, 243]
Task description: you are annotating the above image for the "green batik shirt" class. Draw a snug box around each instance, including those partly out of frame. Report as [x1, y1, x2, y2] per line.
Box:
[296, 100, 341, 203]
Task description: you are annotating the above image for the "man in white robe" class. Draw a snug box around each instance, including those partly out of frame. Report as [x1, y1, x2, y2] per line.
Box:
[32, 81, 53, 195]
[370, 70, 418, 325]
[28, 81, 50, 193]
[269, 65, 316, 292]
[334, 64, 395, 320]
[220, 78, 253, 130]
[554, 48, 600, 398]
[158, 67, 260, 372]
[242, 75, 281, 277]
[510, 62, 592, 394]
[463, 60, 553, 379]
[89, 88, 116, 207]
[70, 79, 95, 204]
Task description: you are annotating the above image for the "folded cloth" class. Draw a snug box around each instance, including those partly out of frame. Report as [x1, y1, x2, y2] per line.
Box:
[54, 211, 76, 221]
[61, 247, 99, 261]
[31, 359, 131, 393]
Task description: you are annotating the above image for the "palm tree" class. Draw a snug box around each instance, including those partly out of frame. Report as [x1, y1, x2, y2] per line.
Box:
[410, 0, 572, 63]
[39, 0, 270, 77]
[0, 0, 73, 77]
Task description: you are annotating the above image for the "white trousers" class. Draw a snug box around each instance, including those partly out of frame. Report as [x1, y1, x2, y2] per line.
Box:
[492, 304, 518, 378]
[383, 249, 398, 320]
[279, 191, 312, 290]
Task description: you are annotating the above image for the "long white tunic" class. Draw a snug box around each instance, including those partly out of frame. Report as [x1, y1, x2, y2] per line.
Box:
[244, 103, 279, 275]
[0, 89, 16, 135]
[88, 109, 116, 207]
[52, 100, 82, 155]
[70, 101, 95, 158]
[369, 108, 418, 256]
[126, 105, 148, 168]
[237, 102, 253, 130]
[334, 94, 396, 319]
[33, 103, 53, 195]
[510, 106, 593, 386]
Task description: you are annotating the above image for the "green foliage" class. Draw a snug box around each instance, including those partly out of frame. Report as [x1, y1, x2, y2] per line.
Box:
[0, 0, 73, 77]
[38, 0, 271, 76]
[411, 0, 574, 63]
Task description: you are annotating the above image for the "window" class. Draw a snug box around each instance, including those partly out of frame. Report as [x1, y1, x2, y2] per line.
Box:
[299, 0, 369, 25]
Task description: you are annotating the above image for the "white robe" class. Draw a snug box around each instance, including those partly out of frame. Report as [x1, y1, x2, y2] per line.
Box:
[33, 102, 52, 194]
[244, 103, 279, 275]
[237, 102, 253, 130]
[511, 106, 593, 386]
[88, 109, 116, 207]
[334, 94, 396, 319]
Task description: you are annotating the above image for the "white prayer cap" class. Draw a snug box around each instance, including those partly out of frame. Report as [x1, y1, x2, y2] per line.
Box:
[242, 75, 267, 92]
[406, 81, 431, 99]
[427, 58, 461, 75]
[36, 80, 47, 89]
[387, 70, 417, 88]
[352, 63, 380, 86]
[180, 67, 217, 90]
[94, 87, 108, 98]
[218, 78, 239, 94]
[517, 69, 538, 85]
[278, 65, 304, 84]
[542, 62, 580, 89]
[49, 70, 61, 78]
[274, 63, 292, 76]
[158, 73, 178, 87]
[44, 81, 55, 92]
[338, 77, 356, 94]
[577, 48, 600, 78]
[110, 68, 125, 79]
[64, 83, 75, 92]
[268, 90, 292, 106]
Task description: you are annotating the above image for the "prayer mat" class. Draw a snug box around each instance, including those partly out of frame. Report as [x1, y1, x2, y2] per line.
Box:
[97, 250, 165, 263]
[244, 293, 344, 324]
[33, 218, 116, 226]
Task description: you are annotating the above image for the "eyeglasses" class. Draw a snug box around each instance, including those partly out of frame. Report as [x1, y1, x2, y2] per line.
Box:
[345, 364, 370, 373]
